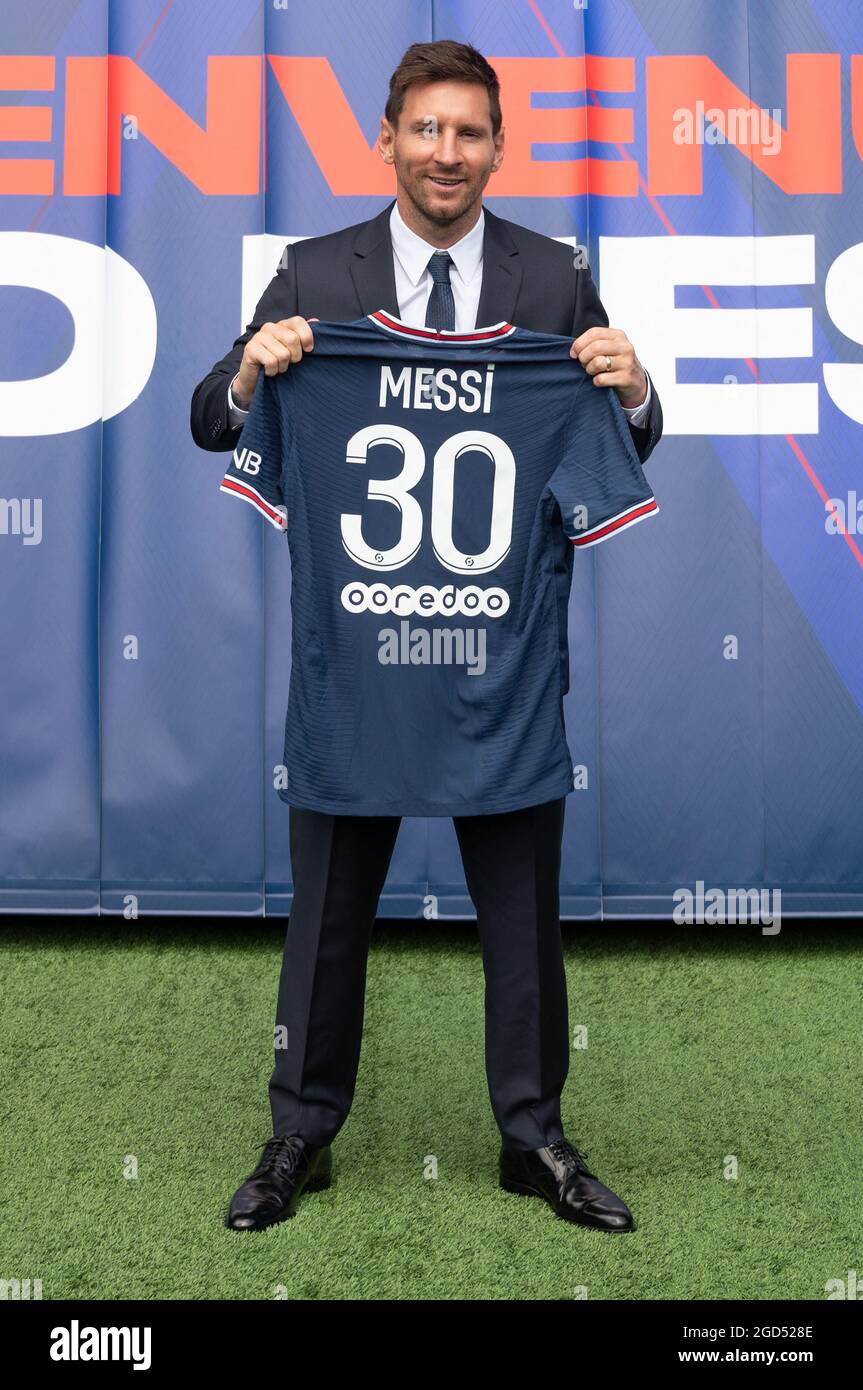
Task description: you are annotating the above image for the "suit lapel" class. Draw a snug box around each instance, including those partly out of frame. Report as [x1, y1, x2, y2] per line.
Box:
[350, 201, 401, 317]
[475, 207, 522, 328]
[351, 201, 522, 329]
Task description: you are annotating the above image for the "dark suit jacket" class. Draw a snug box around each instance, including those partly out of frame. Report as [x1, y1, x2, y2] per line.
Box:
[190, 199, 662, 463]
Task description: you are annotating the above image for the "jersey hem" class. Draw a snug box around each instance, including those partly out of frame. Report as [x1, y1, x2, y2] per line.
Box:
[570, 495, 659, 546]
[276, 773, 574, 817]
[220, 476, 287, 530]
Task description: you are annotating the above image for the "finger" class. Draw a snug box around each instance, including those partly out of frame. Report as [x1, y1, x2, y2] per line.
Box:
[247, 343, 283, 376]
[571, 325, 627, 355]
[264, 326, 307, 365]
[251, 338, 295, 374]
[294, 317, 318, 350]
[575, 343, 626, 368]
[275, 318, 315, 352]
[590, 370, 630, 389]
[570, 325, 607, 354]
[574, 339, 630, 368]
[268, 317, 313, 353]
[582, 353, 625, 377]
[254, 327, 305, 372]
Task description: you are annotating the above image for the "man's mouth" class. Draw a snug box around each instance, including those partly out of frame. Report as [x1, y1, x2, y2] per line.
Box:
[427, 176, 464, 189]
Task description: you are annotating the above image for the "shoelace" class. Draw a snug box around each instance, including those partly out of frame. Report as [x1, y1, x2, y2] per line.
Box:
[251, 1135, 305, 1180]
[547, 1138, 596, 1177]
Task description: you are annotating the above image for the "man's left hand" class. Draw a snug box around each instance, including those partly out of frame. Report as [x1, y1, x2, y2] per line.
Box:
[571, 326, 648, 409]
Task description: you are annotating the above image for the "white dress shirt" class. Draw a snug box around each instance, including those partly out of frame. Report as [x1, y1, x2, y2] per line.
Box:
[227, 202, 652, 427]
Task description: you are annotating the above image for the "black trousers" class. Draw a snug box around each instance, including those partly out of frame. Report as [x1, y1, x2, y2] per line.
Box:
[269, 796, 569, 1150]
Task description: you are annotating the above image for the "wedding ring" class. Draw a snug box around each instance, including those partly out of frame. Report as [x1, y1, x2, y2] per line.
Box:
[605, 354, 613, 372]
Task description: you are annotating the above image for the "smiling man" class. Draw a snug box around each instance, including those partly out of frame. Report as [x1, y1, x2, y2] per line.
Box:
[191, 39, 662, 1237]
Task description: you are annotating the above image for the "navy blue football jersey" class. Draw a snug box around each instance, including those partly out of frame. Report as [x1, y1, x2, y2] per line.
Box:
[220, 310, 658, 816]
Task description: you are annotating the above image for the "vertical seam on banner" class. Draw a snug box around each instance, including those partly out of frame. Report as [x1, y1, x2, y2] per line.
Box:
[591, 543, 604, 922]
[529, 0, 599, 916]
[578, 0, 591, 269]
[744, 0, 769, 894]
[97, 381, 104, 914]
[97, 180, 107, 915]
[260, 32, 268, 919]
[261, 507, 267, 919]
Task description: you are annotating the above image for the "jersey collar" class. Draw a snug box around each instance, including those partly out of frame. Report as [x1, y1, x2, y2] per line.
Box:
[368, 309, 516, 342]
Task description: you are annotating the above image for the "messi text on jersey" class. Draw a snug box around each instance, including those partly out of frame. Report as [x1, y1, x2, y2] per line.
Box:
[379, 364, 495, 413]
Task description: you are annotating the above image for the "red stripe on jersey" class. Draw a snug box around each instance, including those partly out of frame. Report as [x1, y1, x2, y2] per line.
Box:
[221, 477, 285, 525]
[571, 497, 658, 546]
[370, 310, 514, 341]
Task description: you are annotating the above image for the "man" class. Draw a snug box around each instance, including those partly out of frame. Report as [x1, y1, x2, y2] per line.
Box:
[191, 39, 662, 1235]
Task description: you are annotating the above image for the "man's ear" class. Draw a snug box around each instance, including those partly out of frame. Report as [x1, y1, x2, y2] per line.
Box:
[378, 117, 395, 162]
[492, 124, 505, 172]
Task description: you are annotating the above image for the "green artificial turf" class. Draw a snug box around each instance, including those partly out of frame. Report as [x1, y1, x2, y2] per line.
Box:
[0, 917, 860, 1300]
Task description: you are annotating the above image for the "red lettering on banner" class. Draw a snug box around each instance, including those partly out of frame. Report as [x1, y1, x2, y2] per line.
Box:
[852, 55, 863, 164]
[269, 55, 637, 197]
[0, 50, 851, 198]
[268, 56, 393, 194]
[646, 53, 841, 195]
[64, 55, 261, 195]
[0, 55, 54, 195]
[491, 56, 636, 197]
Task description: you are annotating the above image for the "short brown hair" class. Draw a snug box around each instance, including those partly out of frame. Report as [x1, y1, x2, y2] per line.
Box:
[385, 40, 502, 138]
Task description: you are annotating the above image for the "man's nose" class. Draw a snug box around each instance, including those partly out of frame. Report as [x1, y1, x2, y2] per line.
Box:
[433, 134, 462, 165]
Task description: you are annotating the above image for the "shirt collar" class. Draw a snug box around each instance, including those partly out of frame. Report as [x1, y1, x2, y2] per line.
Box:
[390, 200, 484, 288]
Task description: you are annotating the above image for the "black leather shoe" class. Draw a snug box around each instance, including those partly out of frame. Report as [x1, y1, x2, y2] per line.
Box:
[500, 1137, 635, 1232]
[226, 1135, 332, 1232]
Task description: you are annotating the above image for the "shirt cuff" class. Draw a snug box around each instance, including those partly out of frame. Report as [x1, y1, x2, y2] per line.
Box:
[227, 374, 249, 424]
[620, 372, 652, 427]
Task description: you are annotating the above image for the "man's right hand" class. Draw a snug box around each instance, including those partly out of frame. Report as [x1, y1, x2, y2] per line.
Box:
[231, 316, 319, 409]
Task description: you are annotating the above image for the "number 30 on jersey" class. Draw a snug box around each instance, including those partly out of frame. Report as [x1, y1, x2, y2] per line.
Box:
[342, 423, 515, 577]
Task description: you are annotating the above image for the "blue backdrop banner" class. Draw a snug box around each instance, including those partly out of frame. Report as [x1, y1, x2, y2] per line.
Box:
[2, 0, 862, 917]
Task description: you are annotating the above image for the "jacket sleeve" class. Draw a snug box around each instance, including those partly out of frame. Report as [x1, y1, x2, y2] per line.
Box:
[190, 244, 298, 453]
[572, 262, 663, 467]
[218, 373, 288, 531]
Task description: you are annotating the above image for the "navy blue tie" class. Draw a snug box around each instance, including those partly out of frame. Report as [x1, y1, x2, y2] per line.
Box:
[425, 251, 455, 331]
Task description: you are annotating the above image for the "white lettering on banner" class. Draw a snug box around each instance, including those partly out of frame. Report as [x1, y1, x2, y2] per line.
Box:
[599, 234, 819, 434]
[0, 233, 156, 436]
[240, 231, 863, 439]
[823, 244, 863, 426]
[3, 231, 859, 440]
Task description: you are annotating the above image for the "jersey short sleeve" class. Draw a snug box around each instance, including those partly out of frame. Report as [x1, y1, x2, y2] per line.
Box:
[547, 371, 658, 547]
[219, 371, 288, 531]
